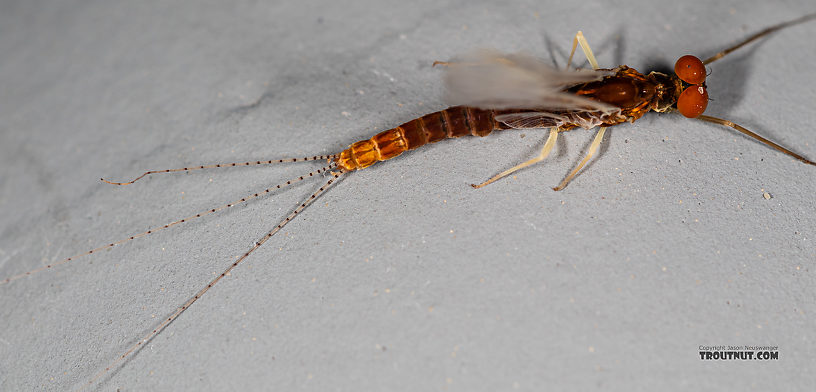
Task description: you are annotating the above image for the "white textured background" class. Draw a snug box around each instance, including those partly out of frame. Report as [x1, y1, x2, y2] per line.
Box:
[1, 0, 815, 390]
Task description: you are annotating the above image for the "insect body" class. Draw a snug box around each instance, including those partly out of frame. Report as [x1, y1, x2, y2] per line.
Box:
[335, 65, 679, 172]
[2, 13, 815, 391]
[335, 34, 813, 190]
[335, 65, 678, 172]
[336, 12, 816, 181]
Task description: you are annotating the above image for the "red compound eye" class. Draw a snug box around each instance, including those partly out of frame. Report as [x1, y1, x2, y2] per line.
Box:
[677, 85, 708, 118]
[674, 55, 706, 85]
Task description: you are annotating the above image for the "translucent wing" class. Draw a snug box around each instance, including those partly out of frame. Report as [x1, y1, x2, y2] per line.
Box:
[494, 112, 567, 129]
[443, 50, 618, 114]
[495, 111, 608, 130]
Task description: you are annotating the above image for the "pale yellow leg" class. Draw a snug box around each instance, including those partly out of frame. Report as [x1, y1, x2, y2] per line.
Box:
[554, 31, 606, 191]
[553, 126, 607, 191]
[471, 127, 559, 188]
[473, 33, 605, 190]
[566, 31, 600, 71]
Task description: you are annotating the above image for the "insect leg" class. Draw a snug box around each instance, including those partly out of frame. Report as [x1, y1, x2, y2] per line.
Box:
[553, 126, 607, 191]
[702, 13, 816, 65]
[471, 127, 558, 188]
[696, 115, 815, 166]
[566, 31, 600, 71]
[79, 170, 346, 390]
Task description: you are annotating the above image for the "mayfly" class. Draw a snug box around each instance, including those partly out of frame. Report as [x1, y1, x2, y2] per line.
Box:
[3, 13, 815, 390]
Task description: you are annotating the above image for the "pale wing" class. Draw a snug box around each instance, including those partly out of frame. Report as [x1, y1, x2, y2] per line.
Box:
[443, 50, 618, 113]
[494, 112, 567, 129]
[495, 111, 608, 130]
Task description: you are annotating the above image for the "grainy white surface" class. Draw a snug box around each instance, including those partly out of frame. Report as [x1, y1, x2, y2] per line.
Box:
[1, 0, 815, 390]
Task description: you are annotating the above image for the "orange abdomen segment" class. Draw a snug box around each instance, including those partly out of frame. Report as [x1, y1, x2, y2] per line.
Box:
[336, 106, 497, 171]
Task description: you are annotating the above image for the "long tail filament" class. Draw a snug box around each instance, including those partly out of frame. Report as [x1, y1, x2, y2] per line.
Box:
[101, 155, 337, 185]
[1, 162, 338, 286]
[79, 169, 345, 391]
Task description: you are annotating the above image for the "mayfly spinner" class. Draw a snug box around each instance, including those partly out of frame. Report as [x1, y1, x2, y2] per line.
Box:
[3, 13, 815, 390]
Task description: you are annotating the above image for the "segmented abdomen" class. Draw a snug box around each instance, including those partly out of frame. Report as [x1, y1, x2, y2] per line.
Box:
[335, 106, 499, 171]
